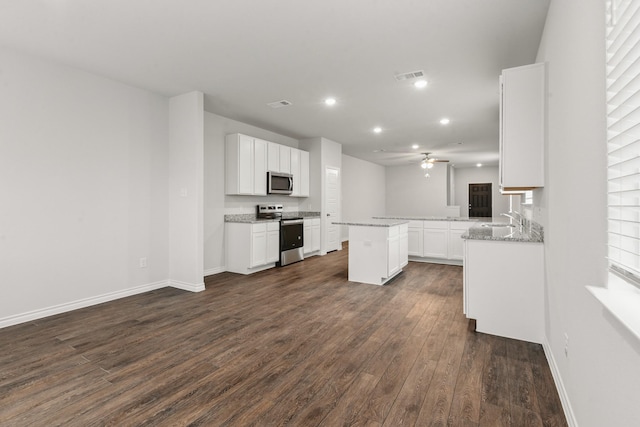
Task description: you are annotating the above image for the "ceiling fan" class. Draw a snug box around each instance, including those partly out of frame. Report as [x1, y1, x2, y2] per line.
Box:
[418, 152, 449, 169]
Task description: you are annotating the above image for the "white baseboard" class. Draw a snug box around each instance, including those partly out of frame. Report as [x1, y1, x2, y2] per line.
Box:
[170, 280, 205, 292]
[0, 280, 169, 329]
[542, 339, 578, 427]
[204, 266, 225, 277]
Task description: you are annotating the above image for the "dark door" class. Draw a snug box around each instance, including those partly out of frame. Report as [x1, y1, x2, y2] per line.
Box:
[469, 183, 492, 217]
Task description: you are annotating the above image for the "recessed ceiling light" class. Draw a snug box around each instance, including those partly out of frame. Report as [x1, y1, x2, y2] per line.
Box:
[324, 97, 336, 106]
[414, 79, 428, 89]
[412, 144, 419, 149]
[477, 163, 482, 167]
[373, 127, 382, 134]
[440, 118, 450, 125]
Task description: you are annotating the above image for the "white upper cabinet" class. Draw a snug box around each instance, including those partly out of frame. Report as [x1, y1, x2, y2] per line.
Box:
[267, 142, 280, 172]
[290, 148, 301, 197]
[279, 145, 291, 174]
[226, 133, 256, 195]
[253, 138, 267, 196]
[226, 133, 309, 197]
[299, 150, 309, 197]
[499, 62, 545, 191]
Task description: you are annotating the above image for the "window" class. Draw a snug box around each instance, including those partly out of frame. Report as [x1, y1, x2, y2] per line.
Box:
[606, 0, 640, 288]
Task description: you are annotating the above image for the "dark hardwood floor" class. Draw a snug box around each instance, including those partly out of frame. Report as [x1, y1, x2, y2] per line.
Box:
[0, 245, 567, 426]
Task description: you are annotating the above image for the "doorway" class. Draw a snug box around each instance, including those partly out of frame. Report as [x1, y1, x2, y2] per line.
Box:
[324, 166, 341, 253]
[469, 183, 492, 217]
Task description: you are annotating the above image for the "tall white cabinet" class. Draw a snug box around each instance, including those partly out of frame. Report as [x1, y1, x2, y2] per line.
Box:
[499, 62, 545, 191]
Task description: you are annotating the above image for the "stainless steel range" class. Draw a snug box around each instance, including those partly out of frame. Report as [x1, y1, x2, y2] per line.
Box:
[256, 204, 304, 266]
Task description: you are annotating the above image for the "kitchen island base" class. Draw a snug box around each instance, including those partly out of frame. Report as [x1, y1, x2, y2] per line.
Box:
[337, 220, 408, 286]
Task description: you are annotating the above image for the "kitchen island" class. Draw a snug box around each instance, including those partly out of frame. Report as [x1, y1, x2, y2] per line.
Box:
[333, 219, 408, 285]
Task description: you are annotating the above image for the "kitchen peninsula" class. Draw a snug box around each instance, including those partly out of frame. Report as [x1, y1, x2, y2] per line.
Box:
[333, 219, 408, 286]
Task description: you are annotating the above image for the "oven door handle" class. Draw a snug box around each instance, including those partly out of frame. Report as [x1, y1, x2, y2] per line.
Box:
[282, 219, 304, 225]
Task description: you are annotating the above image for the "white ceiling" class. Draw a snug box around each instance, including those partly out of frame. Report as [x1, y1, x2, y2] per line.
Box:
[0, 0, 550, 167]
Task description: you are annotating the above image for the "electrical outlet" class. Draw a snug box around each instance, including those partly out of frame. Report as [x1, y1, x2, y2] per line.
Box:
[564, 333, 569, 357]
[139, 257, 147, 268]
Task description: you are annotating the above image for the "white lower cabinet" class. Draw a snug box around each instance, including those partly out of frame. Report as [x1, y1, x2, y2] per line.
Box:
[463, 239, 544, 343]
[423, 221, 448, 258]
[226, 221, 280, 274]
[303, 218, 321, 255]
[448, 221, 476, 261]
[407, 221, 424, 256]
[405, 220, 475, 264]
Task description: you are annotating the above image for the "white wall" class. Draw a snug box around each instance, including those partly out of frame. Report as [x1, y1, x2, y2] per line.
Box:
[0, 47, 170, 325]
[535, 1, 640, 426]
[203, 112, 302, 275]
[453, 166, 510, 218]
[341, 155, 386, 241]
[385, 163, 449, 216]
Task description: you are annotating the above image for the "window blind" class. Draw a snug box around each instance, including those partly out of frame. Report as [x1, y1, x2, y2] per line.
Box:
[607, 0, 640, 285]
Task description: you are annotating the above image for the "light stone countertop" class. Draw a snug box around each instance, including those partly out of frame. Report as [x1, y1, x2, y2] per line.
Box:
[224, 211, 320, 223]
[332, 219, 409, 228]
[462, 221, 544, 243]
[373, 216, 481, 222]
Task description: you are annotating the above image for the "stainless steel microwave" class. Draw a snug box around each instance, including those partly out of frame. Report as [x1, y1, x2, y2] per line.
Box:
[267, 171, 293, 195]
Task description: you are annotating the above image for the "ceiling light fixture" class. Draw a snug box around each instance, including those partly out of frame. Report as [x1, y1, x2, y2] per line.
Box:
[324, 97, 336, 106]
[424, 173, 430, 178]
[373, 127, 382, 134]
[440, 118, 450, 125]
[477, 163, 482, 167]
[412, 144, 419, 149]
[426, 162, 434, 169]
[421, 161, 428, 169]
[414, 79, 428, 89]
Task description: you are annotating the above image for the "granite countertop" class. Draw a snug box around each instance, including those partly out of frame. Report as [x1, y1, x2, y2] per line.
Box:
[373, 216, 481, 222]
[225, 211, 321, 223]
[462, 221, 544, 243]
[332, 219, 409, 228]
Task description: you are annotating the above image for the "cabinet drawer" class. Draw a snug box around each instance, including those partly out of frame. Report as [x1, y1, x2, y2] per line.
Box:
[304, 218, 320, 226]
[252, 223, 267, 233]
[399, 223, 408, 234]
[408, 220, 423, 228]
[423, 221, 448, 229]
[267, 222, 280, 231]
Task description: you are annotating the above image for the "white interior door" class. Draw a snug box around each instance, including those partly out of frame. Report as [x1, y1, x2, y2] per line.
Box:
[325, 166, 341, 253]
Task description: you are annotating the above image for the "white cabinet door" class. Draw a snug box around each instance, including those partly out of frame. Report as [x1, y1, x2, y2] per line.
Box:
[311, 223, 321, 252]
[250, 224, 267, 268]
[290, 148, 301, 197]
[253, 139, 267, 196]
[399, 224, 408, 268]
[303, 218, 321, 255]
[267, 142, 280, 172]
[448, 221, 474, 260]
[423, 221, 448, 258]
[266, 222, 280, 263]
[500, 62, 545, 190]
[407, 221, 423, 256]
[279, 145, 291, 174]
[299, 150, 309, 197]
[225, 134, 254, 195]
[387, 232, 400, 277]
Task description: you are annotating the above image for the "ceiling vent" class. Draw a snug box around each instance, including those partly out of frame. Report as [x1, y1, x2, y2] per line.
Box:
[394, 70, 425, 81]
[267, 100, 293, 108]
